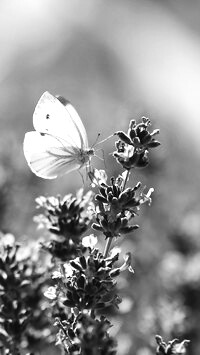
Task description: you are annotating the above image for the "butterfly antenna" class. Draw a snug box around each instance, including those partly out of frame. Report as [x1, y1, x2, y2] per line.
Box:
[94, 134, 114, 147]
[91, 133, 101, 149]
[78, 170, 85, 186]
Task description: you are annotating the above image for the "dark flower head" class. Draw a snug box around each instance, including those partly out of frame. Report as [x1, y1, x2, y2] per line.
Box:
[55, 313, 117, 355]
[113, 117, 160, 170]
[92, 172, 153, 239]
[155, 335, 190, 355]
[0, 233, 51, 352]
[35, 190, 94, 261]
[35, 189, 94, 239]
[46, 248, 123, 311]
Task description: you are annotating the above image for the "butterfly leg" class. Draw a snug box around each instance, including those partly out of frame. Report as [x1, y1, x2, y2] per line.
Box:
[94, 148, 107, 169]
[78, 169, 85, 186]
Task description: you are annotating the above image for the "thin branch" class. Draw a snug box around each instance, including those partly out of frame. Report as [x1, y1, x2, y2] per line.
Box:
[122, 170, 130, 191]
[103, 237, 113, 258]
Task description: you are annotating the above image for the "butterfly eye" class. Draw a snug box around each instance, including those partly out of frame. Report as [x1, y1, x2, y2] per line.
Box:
[46, 114, 50, 119]
[88, 149, 94, 156]
[40, 133, 45, 136]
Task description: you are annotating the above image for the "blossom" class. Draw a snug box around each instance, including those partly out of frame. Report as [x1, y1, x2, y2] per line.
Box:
[88, 168, 108, 187]
[92, 175, 154, 239]
[63, 262, 74, 277]
[82, 234, 98, 248]
[35, 190, 94, 261]
[44, 286, 57, 300]
[113, 117, 160, 170]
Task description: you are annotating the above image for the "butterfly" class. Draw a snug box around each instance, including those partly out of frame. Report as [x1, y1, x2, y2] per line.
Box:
[23, 91, 95, 179]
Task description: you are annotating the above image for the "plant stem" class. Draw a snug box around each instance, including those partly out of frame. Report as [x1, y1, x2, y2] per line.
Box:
[122, 170, 130, 191]
[103, 237, 112, 258]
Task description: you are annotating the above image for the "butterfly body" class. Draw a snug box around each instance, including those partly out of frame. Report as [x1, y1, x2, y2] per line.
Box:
[24, 91, 93, 179]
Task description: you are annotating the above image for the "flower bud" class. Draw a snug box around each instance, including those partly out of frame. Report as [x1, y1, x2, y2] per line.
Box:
[115, 131, 132, 145]
[148, 140, 161, 148]
[120, 225, 139, 234]
[133, 137, 141, 147]
[70, 260, 83, 272]
[136, 151, 149, 168]
[79, 256, 87, 269]
[92, 223, 103, 231]
[95, 195, 108, 203]
[140, 132, 152, 144]
[129, 129, 136, 140]
[77, 275, 86, 289]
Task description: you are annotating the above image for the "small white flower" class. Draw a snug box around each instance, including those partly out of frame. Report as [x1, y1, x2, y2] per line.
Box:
[109, 247, 121, 258]
[146, 187, 154, 199]
[140, 187, 154, 206]
[44, 286, 57, 300]
[35, 196, 47, 207]
[82, 234, 98, 248]
[63, 262, 74, 277]
[173, 340, 190, 354]
[52, 271, 62, 279]
[89, 168, 107, 187]
[0, 233, 15, 255]
[120, 253, 134, 274]
[0, 233, 15, 247]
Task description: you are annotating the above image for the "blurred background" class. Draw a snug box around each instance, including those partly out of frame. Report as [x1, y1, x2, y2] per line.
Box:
[0, 0, 200, 354]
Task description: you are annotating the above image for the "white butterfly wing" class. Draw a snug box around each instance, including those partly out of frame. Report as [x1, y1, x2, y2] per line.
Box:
[33, 91, 89, 150]
[23, 131, 81, 179]
[62, 97, 89, 149]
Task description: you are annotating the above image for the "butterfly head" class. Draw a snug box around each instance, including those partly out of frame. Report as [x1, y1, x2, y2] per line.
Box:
[78, 148, 94, 166]
[87, 148, 95, 156]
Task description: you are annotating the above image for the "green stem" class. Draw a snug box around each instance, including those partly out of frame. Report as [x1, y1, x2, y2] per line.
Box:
[122, 170, 130, 191]
[103, 237, 112, 258]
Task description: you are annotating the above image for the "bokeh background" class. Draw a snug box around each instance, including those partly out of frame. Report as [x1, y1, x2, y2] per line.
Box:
[1, 0, 200, 354]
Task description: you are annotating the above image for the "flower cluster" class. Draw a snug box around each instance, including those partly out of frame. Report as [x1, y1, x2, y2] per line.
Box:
[155, 335, 190, 355]
[0, 235, 32, 353]
[55, 313, 117, 355]
[113, 117, 160, 170]
[0, 233, 53, 354]
[92, 172, 154, 239]
[43, 243, 134, 353]
[45, 246, 133, 311]
[0, 234, 50, 354]
[35, 190, 94, 261]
